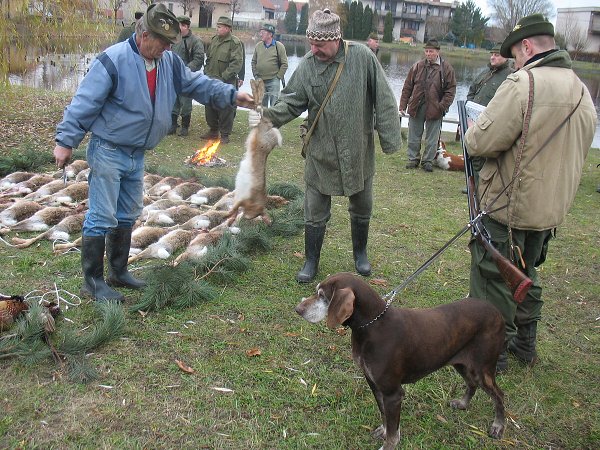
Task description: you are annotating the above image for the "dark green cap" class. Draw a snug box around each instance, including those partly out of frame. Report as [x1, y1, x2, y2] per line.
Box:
[500, 14, 554, 58]
[217, 16, 233, 28]
[177, 15, 191, 26]
[424, 39, 440, 50]
[368, 32, 379, 41]
[490, 44, 502, 53]
[144, 3, 180, 44]
[261, 23, 276, 34]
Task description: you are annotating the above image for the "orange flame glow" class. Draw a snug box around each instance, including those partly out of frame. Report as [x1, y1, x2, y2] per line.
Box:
[190, 140, 220, 165]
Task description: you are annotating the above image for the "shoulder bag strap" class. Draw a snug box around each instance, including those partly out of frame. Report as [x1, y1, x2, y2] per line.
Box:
[302, 40, 348, 158]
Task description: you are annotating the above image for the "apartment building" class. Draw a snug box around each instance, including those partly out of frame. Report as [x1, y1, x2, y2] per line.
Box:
[556, 7, 600, 54]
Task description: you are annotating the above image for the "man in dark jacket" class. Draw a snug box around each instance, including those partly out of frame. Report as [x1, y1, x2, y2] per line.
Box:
[202, 16, 244, 144]
[399, 39, 456, 172]
[169, 15, 205, 136]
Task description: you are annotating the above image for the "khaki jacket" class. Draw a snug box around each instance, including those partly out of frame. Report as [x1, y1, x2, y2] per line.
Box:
[263, 41, 401, 196]
[465, 50, 597, 230]
[399, 57, 456, 120]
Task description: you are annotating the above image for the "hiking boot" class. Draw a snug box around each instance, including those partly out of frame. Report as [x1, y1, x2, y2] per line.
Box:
[178, 115, 190, 137]
[168, 114, 178, 135]
[422, 162, 433, 172]
[406, 160, 420, 169]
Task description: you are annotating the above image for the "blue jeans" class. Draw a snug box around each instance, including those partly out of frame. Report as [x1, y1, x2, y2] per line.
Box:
[83, 136, 145, 237]
[262, 77, 281, 107]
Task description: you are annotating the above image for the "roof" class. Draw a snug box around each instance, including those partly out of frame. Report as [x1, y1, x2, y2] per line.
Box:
[259, 0, 289, 11]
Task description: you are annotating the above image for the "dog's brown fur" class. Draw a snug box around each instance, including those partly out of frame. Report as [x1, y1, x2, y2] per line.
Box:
[295, 273, 506, 449]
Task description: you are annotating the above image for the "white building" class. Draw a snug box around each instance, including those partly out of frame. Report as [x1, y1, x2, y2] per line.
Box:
[556, 7, 600, 54]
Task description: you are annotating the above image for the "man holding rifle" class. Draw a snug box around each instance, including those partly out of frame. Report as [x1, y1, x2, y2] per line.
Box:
[464, 14, 597, 372]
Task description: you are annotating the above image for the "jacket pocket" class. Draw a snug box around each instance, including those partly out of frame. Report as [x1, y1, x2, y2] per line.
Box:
[477, 111, 493, 130]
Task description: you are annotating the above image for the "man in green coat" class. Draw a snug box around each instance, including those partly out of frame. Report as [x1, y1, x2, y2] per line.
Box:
[202, 16, 244, 144]
[262, 9, 402, 283]
[116, 11, 143, 43]
[169, 15, 205, 136]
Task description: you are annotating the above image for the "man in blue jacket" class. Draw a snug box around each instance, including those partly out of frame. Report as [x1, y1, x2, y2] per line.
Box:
[53, 3, 254, 302]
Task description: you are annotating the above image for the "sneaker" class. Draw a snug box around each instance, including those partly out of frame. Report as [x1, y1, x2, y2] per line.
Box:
[220, 134, 230, 144]
[422, 162, 433, 172]
[200, 130, 218, 140]
[405, 160, 419, 169]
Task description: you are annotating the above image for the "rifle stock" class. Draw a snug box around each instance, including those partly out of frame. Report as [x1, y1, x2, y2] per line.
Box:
[457, 100, 532, 303]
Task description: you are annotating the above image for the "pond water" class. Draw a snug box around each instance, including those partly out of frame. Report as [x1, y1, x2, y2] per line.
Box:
[7, 39, 600, 147]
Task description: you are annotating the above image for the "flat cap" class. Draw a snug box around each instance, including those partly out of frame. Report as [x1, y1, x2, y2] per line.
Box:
[424, 39, 440, 50]
[144, 3, 180, 44]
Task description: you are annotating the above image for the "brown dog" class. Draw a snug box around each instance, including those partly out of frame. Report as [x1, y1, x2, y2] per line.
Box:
[295, 272, 506, 449]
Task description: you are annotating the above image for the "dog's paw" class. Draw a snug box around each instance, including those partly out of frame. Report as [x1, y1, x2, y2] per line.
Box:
[489, 421, 505, 439]
[371, 424, 386, 440]
[449, 398, 469, 410]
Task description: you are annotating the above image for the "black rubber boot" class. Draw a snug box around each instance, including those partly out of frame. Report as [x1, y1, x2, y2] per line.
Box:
[496, 350, 508, 374]
[296, 225, 326, 283]
[168, 114, 178, 135]
[106, 227, 146, 289]
[81, 235, 124, 302]
[508, 322, 538, 366]
[178, 115, 190, 136]
[351, 218, 372, 276]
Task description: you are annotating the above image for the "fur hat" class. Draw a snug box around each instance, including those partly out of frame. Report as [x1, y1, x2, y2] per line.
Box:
[500, 14, 554, 58]
[261, 23, 276, 34]
[306, 8, 341, 41]
[217, 16, 233, 28]
[424, 39, 440, 50]
[143, 3, 180, 44]
[177, 15, 191, 26]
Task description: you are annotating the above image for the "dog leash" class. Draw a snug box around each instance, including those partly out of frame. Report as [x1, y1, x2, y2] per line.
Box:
[359, 220, 475, 329]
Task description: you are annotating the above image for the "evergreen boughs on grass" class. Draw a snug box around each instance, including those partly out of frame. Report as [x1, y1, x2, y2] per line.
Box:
[0, 146, 54, 176]
[0, 302, 126, 383]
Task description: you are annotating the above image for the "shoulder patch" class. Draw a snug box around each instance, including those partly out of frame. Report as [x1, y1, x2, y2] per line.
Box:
[506, 72, 521, 82]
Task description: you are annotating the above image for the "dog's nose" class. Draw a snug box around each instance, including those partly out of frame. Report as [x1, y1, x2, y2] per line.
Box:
[294, 302, 305, 316]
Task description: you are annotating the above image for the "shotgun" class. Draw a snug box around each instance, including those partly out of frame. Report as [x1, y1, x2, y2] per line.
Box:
[457, 100, 532, 303]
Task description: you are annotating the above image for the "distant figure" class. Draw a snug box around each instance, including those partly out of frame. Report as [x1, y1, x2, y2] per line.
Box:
[251, 23, 288, 107]
[202, 16, 244, 144]
[464, 44, 513, 188]
[366, 32, 379, 55]
[116, 11, 143, 43]
[399, 39, 456, 172]
[169, 15, 205, 137]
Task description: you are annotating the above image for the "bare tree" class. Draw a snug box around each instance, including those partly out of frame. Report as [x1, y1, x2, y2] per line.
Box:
[557, 12, 589, 58]
[228, 0, 241, 23]
[179, 0, 195, 16]
[488, 0, 555, 34]
[110, 0, 128, 25]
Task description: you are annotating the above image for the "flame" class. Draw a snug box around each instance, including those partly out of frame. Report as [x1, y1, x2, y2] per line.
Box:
[190, 140, 220, 165]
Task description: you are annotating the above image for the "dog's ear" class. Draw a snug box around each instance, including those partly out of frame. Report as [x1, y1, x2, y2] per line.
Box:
[326, 287, 355, 329]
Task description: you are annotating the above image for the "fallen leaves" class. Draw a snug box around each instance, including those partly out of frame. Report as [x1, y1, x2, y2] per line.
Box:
[246, 347, 261, 357]
[175, 359, 195, 374]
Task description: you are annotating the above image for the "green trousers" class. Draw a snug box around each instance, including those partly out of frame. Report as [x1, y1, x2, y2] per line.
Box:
[172, 95, 193, 117]
[469, 216, 552, 340]
[407, 103, 442, 165]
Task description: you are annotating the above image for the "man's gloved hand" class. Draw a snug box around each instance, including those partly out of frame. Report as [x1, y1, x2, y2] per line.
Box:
[248, 110, 261, 128]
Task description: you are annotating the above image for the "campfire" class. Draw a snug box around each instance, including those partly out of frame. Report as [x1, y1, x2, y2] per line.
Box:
[186, 140, 226, 167]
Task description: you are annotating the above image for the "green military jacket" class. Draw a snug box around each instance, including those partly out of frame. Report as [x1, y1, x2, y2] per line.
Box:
[171, 31, 204, 72]
[263, 41, 402, 197]
[204, 33, 244, 86]
[467, 61, 513, 107]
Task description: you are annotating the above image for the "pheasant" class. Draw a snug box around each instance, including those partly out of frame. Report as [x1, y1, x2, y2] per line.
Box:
[0, 294, 29, 331]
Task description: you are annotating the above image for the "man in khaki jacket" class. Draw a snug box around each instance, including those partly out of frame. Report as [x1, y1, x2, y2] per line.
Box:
[465, 14, 597, 372]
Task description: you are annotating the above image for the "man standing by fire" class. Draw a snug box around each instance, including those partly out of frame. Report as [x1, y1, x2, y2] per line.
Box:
[261, 9, 402, 283]
[53, 4, 254, 303]
[202, 16, 244, 144]
[168, 15, 205, 137]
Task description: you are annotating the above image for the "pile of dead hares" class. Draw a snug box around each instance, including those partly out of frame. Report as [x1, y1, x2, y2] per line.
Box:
[0, 161, 292, 265]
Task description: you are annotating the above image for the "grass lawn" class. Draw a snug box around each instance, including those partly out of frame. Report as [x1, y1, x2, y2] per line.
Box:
[0, 86, 598, 449]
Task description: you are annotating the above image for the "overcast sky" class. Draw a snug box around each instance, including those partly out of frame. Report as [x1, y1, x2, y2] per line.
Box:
[472, 0, 598, 22]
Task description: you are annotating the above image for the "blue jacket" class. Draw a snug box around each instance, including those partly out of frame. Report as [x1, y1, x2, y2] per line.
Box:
[56, 34, 237, 152]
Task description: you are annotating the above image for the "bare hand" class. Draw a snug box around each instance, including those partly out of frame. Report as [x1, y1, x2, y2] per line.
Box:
[237, 79, 244, 89]
[53, 145, 73, 169]
[236, 92, 255, 109]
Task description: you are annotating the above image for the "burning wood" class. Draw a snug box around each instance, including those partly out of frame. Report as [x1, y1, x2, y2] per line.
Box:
[186, 140, 226, 167]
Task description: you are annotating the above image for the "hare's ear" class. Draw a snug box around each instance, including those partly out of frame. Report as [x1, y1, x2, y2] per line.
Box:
[326, 288, 355, 329]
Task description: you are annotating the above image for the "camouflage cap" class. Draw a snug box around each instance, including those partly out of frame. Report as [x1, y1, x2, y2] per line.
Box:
[144, 3, 180, 44]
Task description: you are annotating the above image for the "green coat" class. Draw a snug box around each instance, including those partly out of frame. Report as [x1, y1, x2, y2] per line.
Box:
[204, 33, 244, 86]
[263, 41, 401, 197]
[171, 31, 204, 72]
[467, 61, 513, 107]
[116, 23, 135, 43]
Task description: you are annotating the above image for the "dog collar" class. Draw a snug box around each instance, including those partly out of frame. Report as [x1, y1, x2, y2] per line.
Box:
[357, 295, 394, 329]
